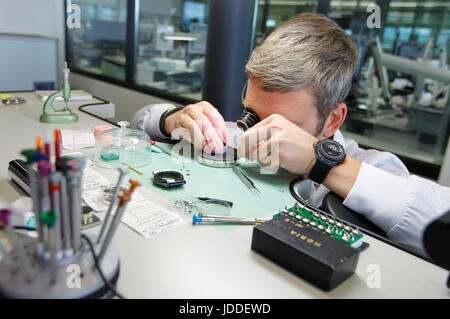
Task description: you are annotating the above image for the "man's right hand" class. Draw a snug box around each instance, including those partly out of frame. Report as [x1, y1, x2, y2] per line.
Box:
[164, 101, 228, 153]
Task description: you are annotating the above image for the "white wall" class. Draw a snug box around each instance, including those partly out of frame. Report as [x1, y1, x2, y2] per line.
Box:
[0, 0, 65, 72]
[0, 0, 176, 121]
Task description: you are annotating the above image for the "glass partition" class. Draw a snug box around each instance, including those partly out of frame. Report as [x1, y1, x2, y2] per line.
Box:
[334, 1, 450, 169]
[66, 0, 450, 176]
[253, 0, 450, 174]
[254, 0, 318, 45]
[67, 0, 128, 81]
[135, 0, 210, 101]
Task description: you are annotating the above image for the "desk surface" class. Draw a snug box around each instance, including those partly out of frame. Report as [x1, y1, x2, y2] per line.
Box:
[0, 92, 449, 298]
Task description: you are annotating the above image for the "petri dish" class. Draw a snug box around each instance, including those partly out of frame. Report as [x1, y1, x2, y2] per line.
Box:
[197, 199, 231, 216]
[94, 121, 152, 169]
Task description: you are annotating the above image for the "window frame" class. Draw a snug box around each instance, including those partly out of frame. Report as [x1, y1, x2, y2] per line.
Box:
[64, 0, 199, 107]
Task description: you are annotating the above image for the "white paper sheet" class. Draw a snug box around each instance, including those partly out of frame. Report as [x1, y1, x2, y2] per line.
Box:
[82, 166, 111, 191]
[80, 166, 184, 239]
[60, 129, 95, 150]
[120, 200, 185, 238]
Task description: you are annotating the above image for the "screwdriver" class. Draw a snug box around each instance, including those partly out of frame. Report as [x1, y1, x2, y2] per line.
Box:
[193, 214, 265, 225]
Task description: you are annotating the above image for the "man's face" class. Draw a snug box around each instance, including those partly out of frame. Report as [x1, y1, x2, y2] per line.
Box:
[242, 77, 322, 137]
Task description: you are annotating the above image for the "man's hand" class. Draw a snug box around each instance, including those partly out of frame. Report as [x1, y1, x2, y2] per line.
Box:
[237, 114, 318, 175]
[165, 101, 228, 153]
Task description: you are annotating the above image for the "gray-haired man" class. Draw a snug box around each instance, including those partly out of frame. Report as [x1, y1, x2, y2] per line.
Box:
[132, 13, 450, 256]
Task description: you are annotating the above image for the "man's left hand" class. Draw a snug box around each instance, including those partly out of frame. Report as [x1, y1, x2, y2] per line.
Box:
[237, 114, 318, 175]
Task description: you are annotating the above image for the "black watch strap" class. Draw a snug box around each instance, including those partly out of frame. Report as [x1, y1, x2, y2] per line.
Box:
[308, 158, 332, 184]
[159, 106, 185, 137]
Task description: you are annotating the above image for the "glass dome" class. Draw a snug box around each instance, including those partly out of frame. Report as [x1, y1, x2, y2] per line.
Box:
[94, 121, 152, 169]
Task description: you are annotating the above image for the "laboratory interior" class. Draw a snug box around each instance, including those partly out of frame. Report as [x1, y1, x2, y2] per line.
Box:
[0, 0, 449, 301]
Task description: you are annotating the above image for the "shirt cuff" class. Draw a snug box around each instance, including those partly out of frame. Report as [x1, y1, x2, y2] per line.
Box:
[343, 162, 411, 234]
[131, 103, 175, 140]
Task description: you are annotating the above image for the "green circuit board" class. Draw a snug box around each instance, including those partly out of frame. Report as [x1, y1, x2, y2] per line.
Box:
[273, 203, 364, 248]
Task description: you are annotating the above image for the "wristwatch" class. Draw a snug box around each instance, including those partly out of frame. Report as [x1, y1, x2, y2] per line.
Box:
[308, 139, 346, 184]
[153, 170, 186, 188]
[159, 106, 185, 137]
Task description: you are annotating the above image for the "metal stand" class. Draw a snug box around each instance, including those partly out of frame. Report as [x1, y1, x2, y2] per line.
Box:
[0, 234, 120, 299]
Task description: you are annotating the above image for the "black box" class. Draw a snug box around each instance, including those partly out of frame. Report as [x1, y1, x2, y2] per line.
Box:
[251, 215, 360, 291]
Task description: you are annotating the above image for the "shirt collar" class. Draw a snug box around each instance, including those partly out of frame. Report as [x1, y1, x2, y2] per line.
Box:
[332, 129, 345, 146]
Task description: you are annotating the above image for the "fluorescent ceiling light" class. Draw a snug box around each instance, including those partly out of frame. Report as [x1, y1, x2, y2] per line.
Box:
[163, 33, 200, 41]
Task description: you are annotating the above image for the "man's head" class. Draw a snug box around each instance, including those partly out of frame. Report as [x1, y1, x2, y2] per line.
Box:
[244, 13, 357, 138]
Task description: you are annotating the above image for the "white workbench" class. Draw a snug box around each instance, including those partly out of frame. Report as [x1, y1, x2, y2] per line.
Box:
[0, 92, 449, 299]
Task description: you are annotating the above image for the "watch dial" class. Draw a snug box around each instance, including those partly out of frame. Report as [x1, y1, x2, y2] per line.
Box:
[321, 140, 345, 160]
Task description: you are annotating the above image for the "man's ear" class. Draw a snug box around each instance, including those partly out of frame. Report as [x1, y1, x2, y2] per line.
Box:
[321, 103, 347, 138]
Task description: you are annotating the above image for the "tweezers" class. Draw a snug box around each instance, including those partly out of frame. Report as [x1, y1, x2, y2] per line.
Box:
[232, 165, 261, 194]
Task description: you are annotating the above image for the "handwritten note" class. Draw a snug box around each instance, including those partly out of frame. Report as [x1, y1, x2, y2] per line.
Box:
[82, 166, 111, 191]
[121, 200, 185, 238]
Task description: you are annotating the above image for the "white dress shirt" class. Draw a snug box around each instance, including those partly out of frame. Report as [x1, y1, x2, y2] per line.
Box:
[131, 103, 450, 256]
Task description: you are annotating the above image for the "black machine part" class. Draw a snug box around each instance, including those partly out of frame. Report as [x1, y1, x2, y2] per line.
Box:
[236, 108, 261, 132]
[8, 159, 33, 196]
[251, 215, 360, 291]
[423, 210, 450, 271]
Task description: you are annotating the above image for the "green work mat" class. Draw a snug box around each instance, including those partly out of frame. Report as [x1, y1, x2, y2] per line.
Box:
[126, 143, 299, 230]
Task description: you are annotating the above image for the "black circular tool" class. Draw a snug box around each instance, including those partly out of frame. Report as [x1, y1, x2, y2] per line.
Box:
[198, 145, 238, 168]
[236, 108, 260, 132]
[153, 170, 186, 188]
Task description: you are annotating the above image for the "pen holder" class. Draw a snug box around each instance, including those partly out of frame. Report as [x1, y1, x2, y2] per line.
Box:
[0, 234, 120, 299]
[0, 144, 138, 299]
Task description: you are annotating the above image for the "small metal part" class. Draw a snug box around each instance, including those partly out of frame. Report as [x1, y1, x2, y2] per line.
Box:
[325, 227, 333, 234]
[2, 96, 27, 105]
[302, 218, 310, 223]
[318, 225, 325, 230]
[310, 222, 317, 227]
[295, 215, 301, 220]
[336, 222, 343, 228]
[352, 229, 360, 236]
[321, 216, 327, 221]
[342, 234, 350, 242]
[288, 212, 294, 217]
[344, 225, 351, 232]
